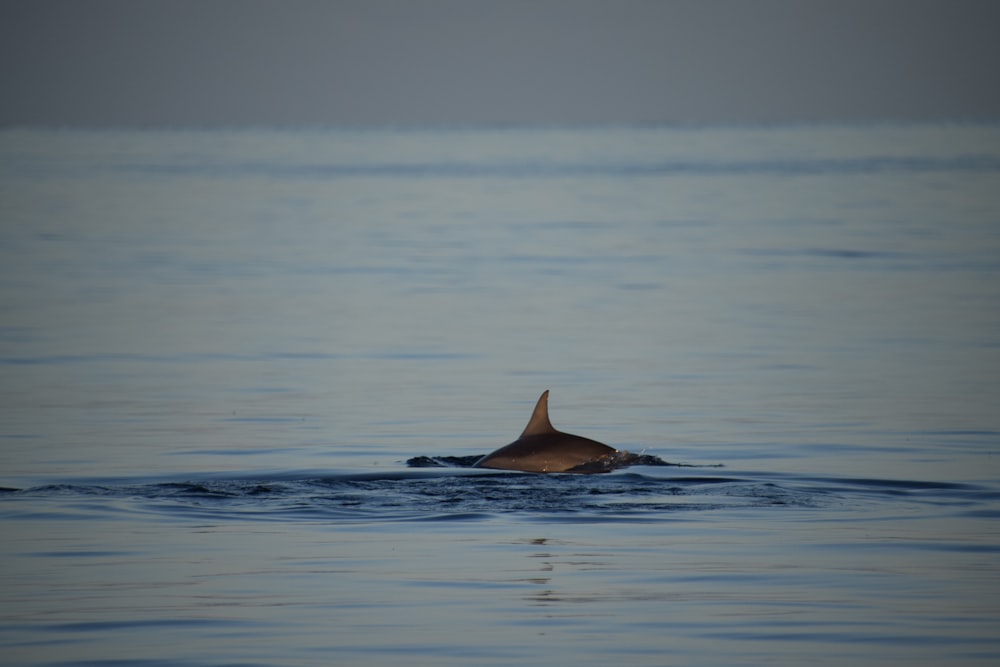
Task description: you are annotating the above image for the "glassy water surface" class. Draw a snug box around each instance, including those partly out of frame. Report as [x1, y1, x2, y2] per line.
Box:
[1, 124, 999, 666]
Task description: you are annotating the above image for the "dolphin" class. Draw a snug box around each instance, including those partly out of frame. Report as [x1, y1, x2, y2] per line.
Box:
[474, 390, 632, 473]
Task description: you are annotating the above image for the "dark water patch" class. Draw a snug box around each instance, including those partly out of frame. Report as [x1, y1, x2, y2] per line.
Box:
[798, 476, 986, 504]
[701, 629, 996, 647]
[961, 508, 1000, 519]
[920, 429, 1000, 437]
[834, 477, 977, 491]
[21, 550, 139, 558]
[0, 352, 257, 366]
[154, 481, 257, 498]
[743, 247, 907, 261]
[165, 448, 294, 457]
[40, 618, 250, 633]
[115, 153, 1000, 181]
[39, 658, 270, 667]
[874, 541, 1000, 554]
[804, 248, 896, 259]
[0, 350, 473, 366]
[46, 664, 273, 667]
[26, 484, 116, 496]
[221, 416, 306, 423]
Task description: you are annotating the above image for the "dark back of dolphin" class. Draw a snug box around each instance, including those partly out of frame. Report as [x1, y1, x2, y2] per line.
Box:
[474, 390, 621, 473]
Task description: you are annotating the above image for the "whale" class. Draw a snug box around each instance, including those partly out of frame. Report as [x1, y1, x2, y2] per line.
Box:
[474, 390, 632, 473]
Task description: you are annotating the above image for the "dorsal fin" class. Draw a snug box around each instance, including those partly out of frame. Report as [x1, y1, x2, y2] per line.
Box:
[521, 390, 557, 437]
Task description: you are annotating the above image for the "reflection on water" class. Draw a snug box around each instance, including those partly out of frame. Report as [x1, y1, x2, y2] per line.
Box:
[1, 124, 999, 665]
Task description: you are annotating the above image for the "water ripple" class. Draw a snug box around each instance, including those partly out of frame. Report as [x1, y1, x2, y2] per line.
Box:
[3, 469, 989, 524]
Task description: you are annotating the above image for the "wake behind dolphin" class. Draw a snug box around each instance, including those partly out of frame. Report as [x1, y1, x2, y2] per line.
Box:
[409, 390, 689, 473]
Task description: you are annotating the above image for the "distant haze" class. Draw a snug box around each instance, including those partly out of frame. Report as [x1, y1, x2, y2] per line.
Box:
[2, 0, 999, 127]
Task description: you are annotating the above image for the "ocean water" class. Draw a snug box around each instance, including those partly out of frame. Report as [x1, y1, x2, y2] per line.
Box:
[1, 123, 999, 666]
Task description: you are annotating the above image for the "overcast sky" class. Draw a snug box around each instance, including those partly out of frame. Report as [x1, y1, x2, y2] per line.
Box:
[2, 0, 999, 127]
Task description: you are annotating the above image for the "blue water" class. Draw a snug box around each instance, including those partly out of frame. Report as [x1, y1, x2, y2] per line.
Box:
[2, 124, 999, 666]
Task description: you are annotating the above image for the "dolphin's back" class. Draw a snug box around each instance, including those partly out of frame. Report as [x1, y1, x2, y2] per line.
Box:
[474, 433, 616, 473]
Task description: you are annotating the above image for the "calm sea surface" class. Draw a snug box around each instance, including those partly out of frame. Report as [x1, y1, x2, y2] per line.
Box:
[1, 124, 999, 666]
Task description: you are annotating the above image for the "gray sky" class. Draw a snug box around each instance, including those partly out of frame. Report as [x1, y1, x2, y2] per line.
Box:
[2, 0, 999, 126]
